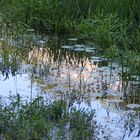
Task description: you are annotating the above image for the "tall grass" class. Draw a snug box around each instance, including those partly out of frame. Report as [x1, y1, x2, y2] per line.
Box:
[0, 0, 139, 32]
[0, 0, 140, 52]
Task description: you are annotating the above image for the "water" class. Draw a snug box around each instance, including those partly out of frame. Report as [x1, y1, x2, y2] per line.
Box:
[0, 34, 140, 139]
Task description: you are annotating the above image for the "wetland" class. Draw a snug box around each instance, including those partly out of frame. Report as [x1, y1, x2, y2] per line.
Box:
[0, 0, 140, 139]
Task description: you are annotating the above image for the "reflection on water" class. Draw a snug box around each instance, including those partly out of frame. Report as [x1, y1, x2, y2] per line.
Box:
[0, 35, 140, 139]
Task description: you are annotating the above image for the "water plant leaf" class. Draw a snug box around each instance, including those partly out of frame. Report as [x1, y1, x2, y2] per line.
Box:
[126, 104, 140, 109]
[61, 45, 74, 49]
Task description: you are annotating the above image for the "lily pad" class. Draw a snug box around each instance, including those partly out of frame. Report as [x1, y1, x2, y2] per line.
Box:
[74, 44, 85, 48]
[68, 38, 78, 41]
[85, 47, 95, 53]
[126, 104, 140, 109]
[74, 48, 85, 52]
[61, 45, 74, 49]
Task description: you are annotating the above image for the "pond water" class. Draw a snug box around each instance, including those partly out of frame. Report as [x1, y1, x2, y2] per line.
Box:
[0, 33, 140, 140]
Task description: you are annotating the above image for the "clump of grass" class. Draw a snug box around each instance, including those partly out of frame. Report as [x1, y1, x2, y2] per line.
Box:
[0, 94, 99, 140]
[77, 14, 140, 54]
[0, 0, 90, 34]
[0, 0, 139, 33]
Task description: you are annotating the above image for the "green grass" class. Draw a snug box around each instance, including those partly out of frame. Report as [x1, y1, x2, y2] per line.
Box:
[0, 0, 140, 53]
[0, 0, 139, 32]
[0, 95, 99, 140]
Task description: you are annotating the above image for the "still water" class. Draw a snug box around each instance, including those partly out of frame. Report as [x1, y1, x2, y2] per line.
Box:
[0, 34, 140, 140]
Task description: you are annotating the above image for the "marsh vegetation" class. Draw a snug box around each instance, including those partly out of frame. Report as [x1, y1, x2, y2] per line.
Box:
[0, 0, 140, 140]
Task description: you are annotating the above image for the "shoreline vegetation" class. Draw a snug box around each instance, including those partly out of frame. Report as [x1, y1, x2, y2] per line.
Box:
[0, 0, 140, 51]
[0, 95, 100, 140]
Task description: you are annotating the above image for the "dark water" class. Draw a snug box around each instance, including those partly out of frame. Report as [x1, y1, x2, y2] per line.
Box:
[0, 33, 140, 139]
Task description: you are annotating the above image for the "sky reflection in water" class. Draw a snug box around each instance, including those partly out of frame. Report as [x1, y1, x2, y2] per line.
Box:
[0, 37, 140, 139]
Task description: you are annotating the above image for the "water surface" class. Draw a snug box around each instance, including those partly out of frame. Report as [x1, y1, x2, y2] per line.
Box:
[0, 34, 140, 139]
